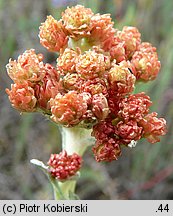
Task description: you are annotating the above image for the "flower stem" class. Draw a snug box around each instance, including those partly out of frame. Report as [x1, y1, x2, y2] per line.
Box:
[61, 127, 93, 155]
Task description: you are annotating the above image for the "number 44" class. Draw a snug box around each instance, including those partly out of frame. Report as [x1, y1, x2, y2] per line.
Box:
[157, 204, 169, 212]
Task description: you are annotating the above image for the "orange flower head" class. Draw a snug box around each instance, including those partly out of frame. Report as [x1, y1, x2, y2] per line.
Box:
[108, 61, 136, 96]
[39, 15, 68, 52]
[6, 49, 45, 84]
[6, 83, 37, 112]
[137, 42, 157, 53]
[50, 91, 87, 126]
[62, 5, 94, 39]
[131, 43, 161, 81]
[90, 13, 115, 50]
[81, 78, 107, 95]
[62, 73, 83, 91]
[117, 26, 141, 59]
[57, 48, 78, 74]
[76, 50, 110, 79]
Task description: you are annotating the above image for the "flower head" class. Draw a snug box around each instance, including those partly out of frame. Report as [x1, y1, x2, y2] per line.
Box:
[6, 49, 45, 84]
[92, 118, 115, 141]
[50, 91, 88, 126]
[90, 14, 115, 50]
[118, 92, 152, 122]
[81, 78, 108, 95]
[92, 139, 121, 162]
[6, 83, 37, 112]
[107, 95, 121, 116]
[139, 112, 167, 143]
[62, 5, 94, 39]
[117, 26, 141, 59]
[48, 150, 82, 180]
[131, 43, 161, 81]
[76, 50, 110, 79]
[115, 120, 143, 144]
[57, 48, 78, 74]
[108, 61, 136, 96]
[39, 15, 68, 52]
[137, 42, 157, 53]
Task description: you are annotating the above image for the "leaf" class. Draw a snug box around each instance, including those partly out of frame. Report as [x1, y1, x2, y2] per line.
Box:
[30, 159, 48, 172]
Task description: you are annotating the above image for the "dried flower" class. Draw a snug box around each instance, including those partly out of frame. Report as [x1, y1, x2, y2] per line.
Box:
[48, 150, 82, 180]
[6, 49, 45, 84]
[76, 50, 110, 79]
[57, 48, 78, 74]
[131, 43, 161, 81]
[50, 91, 88, 126]
[108, 61, 136, 96]
[92, 139, 121, 162]
[115, 120, 143, 144]
[90, 14, 115, 50]
[62, 5, 94, 39]
[39, 16, 68, 52]
[6, 83, 37, 112]
[116, 26, 141, 59]
[139, 112, 167, 143]
[92, 118, 115, 141]
[118, 92, 152, 122]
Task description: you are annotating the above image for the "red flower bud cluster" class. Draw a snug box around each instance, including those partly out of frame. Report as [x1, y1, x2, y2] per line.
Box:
[6, 5, 167, 163]
[48, 150, 82, 180]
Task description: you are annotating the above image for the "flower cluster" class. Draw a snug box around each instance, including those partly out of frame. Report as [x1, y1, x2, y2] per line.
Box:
[48, 150, 82, 180]
[6, 5, 167, 165]
[6, 49, 60, 112]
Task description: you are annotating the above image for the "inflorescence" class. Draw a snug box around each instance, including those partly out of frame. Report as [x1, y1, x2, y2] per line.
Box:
[6, 5, 167, 173]
[48, 150, 82, 180]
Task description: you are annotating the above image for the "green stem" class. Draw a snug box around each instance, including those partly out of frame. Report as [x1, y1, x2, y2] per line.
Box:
[49, 176, 66, 200]
[55, 180, 76, 200]
[61, 127, 93, 155]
